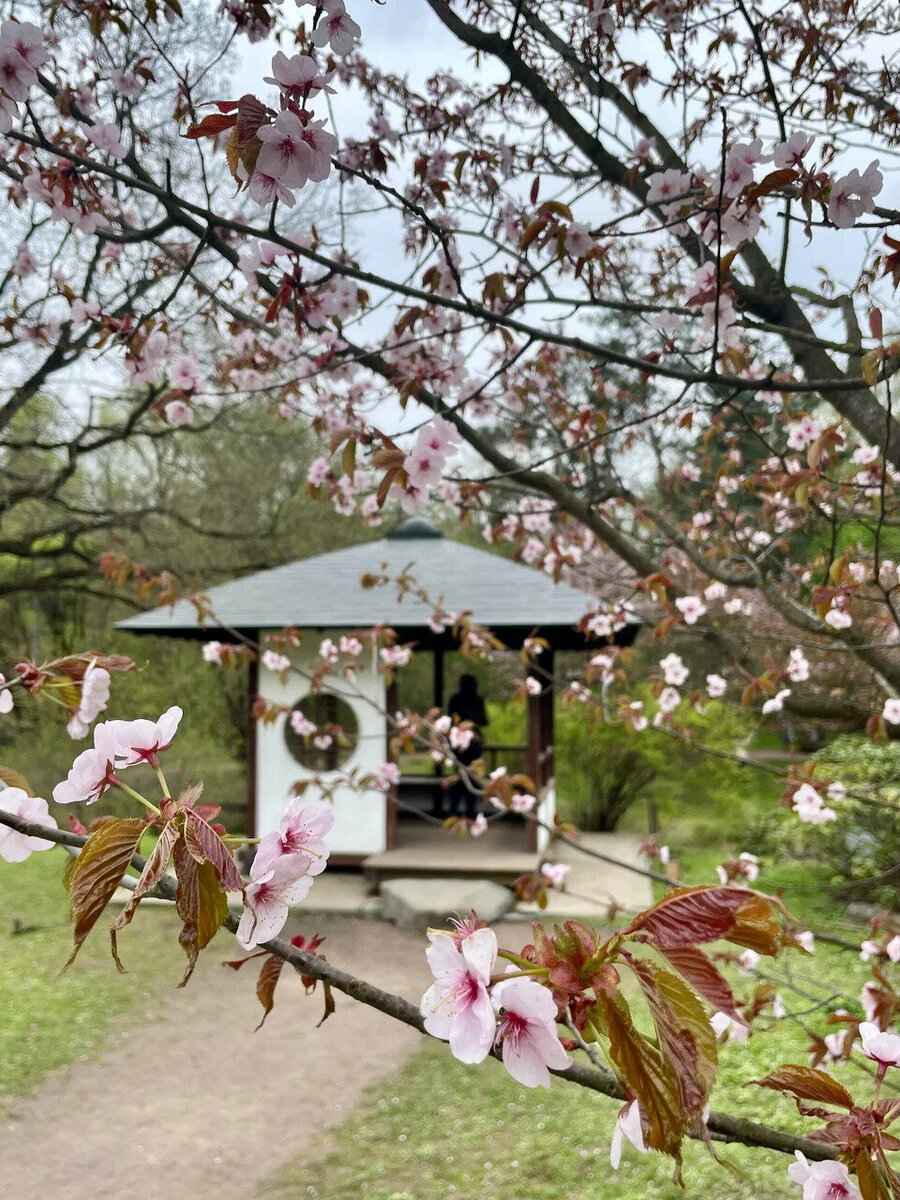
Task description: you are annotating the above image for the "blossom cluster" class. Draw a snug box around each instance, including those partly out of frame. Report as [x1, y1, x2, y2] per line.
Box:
[244, 2, 359, 208]
[0, 20, 46, 133]
[420, 922, 570, 1088]
[237, 798, 334, 948]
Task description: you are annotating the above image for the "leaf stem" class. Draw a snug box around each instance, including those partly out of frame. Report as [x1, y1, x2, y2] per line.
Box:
[114, 779, 161, 817]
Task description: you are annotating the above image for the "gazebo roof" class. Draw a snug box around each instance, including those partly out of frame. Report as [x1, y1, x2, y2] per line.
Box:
[117, 518, 637, 649]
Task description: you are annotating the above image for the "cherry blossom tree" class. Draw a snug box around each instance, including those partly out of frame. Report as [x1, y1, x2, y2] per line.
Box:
[3, 0, 900, 1193]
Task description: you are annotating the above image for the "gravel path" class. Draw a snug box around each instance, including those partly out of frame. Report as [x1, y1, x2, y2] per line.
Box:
[0, 915, 440, 1200]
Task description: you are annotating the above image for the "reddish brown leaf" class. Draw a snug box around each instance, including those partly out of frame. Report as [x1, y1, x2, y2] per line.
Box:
[183, 809, 243, 892]
[623, 886, 786, 956]
[109, 821, 180, 969]
[751, 1065, 854, 1110]
[255, 953, 285, 1030]
[657, 945, 741, 1019]
[592, 989, 684, 1160]
[0, 764, 34, 794]
[64, 818, 145, 970]
[184, 111, 236, 139]
[173, 840, 229, 987]
[854, 1149, 892, 1200]
[629, 958, 718, 1124]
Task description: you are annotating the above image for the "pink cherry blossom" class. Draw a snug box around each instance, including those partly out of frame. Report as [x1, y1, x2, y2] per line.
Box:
[825, 607, 852, 630]
[290, 710, 316, 737]
[797, 931, 815, 954]
[788, 1151, 862, 1200]
[236, 853, 314, 949]
[254, 798, 334, 877]
[0, 43, 35, 100]
[0, 20, 47, 72]
[674, 595, 706, 624]
[773, 132, 814, 169]
[66, 661, 111, 739]
[711, 1011, 750, 1043]
[0, 788, 57, 862]
[248, 169, 297, 208]
[380, 645, 412, 669]
[565, 221, 594, 257]
[88, 121, 126, 160]
[525, 676, 542, 696]
[470, 812, 488, 837]
[312, 733, 333, 750]
[169, 352, 204, 393]
[491, 977, 570, 1087]
[657, 685, 680, 714]
[309, 0, 361, 56]
[792, 783, 836, 824]
[0, 673, 13, 714]
[262, 649, 292, 673]
[828, 161, 882, 228]
[660, 653, 689, 686]
[786, 416, 821, 450]
[859, 1022, 900, 1069]
[264, 51, 335, 100]
[53, 729, 119, 805]
[738, 949, 760, 975]
[762, 688, 791, 715]
[883, 699, 900, 725]
[788, 647, 810, 682]
[511, 792, 536, 813]
[257, 111, 314, 188]
[610, 1100, 647, 1168]
[103, 706, 183, 769]
[307, 457, 331, 487]
[723, 139, 763, 197]
[164, 399, 194, 426]
[374, 762, 401, 791]
[645, 168, 692, 207]
[887, 935, 900, 963]
[541, 862, 570, 888]
[421, 927, 498, 1064]
[706, 673, 727, 698]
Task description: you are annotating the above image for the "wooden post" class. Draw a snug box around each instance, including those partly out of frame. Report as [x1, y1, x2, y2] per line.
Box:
[385, 675, 399, 849]
[526, 648, 554, 852]
[246, 642, 259, 839]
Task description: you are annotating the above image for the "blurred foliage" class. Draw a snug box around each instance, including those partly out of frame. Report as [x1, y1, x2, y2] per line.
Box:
[809, 734, 900, 907]
[487, 694, 781, 844]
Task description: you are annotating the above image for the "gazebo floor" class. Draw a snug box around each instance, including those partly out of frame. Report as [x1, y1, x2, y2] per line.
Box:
[362, 819, 537, 888]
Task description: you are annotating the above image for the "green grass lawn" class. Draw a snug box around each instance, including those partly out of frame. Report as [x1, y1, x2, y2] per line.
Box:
[0, 845, 186, 1106]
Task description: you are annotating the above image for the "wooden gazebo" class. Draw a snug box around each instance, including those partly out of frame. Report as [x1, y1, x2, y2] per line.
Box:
[118, 518, 638, 870]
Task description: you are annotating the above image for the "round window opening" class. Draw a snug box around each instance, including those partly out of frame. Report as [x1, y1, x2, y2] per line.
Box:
[284, 692, 359, 772]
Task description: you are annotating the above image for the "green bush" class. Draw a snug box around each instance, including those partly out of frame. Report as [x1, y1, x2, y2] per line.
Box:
[487, 695, 781, 844]
[812, 734, 900, 907]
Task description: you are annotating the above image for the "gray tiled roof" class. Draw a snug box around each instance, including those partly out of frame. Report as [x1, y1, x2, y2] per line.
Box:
[117, 518, 610, 635]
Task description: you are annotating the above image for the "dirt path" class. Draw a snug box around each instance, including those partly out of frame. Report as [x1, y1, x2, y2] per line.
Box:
[0, 914, 444, 1200]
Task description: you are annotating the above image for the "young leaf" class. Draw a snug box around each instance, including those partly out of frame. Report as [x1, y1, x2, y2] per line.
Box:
[173, 840, 229, 987]
[592, 989, 685, 1160]
[65, 818, 146, 969]
[183, 808, 244, 892]
[657, 945, 742, 1020]
[0, 765, 34, 794]
[623, 885, 786, 956]
[854, 1149, 892, 1200]
[255, 953, 285, 1030]
[109, 821, 180, 970]
[751, 1065, 854, 1110]
[629, 958, 718, 1124]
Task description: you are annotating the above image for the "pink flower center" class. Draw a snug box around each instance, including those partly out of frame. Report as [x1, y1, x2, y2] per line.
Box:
[497, 1010, 529, 1049]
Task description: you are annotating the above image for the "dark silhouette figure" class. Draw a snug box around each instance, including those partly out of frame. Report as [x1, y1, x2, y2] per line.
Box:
[446, 674, 487, 820]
